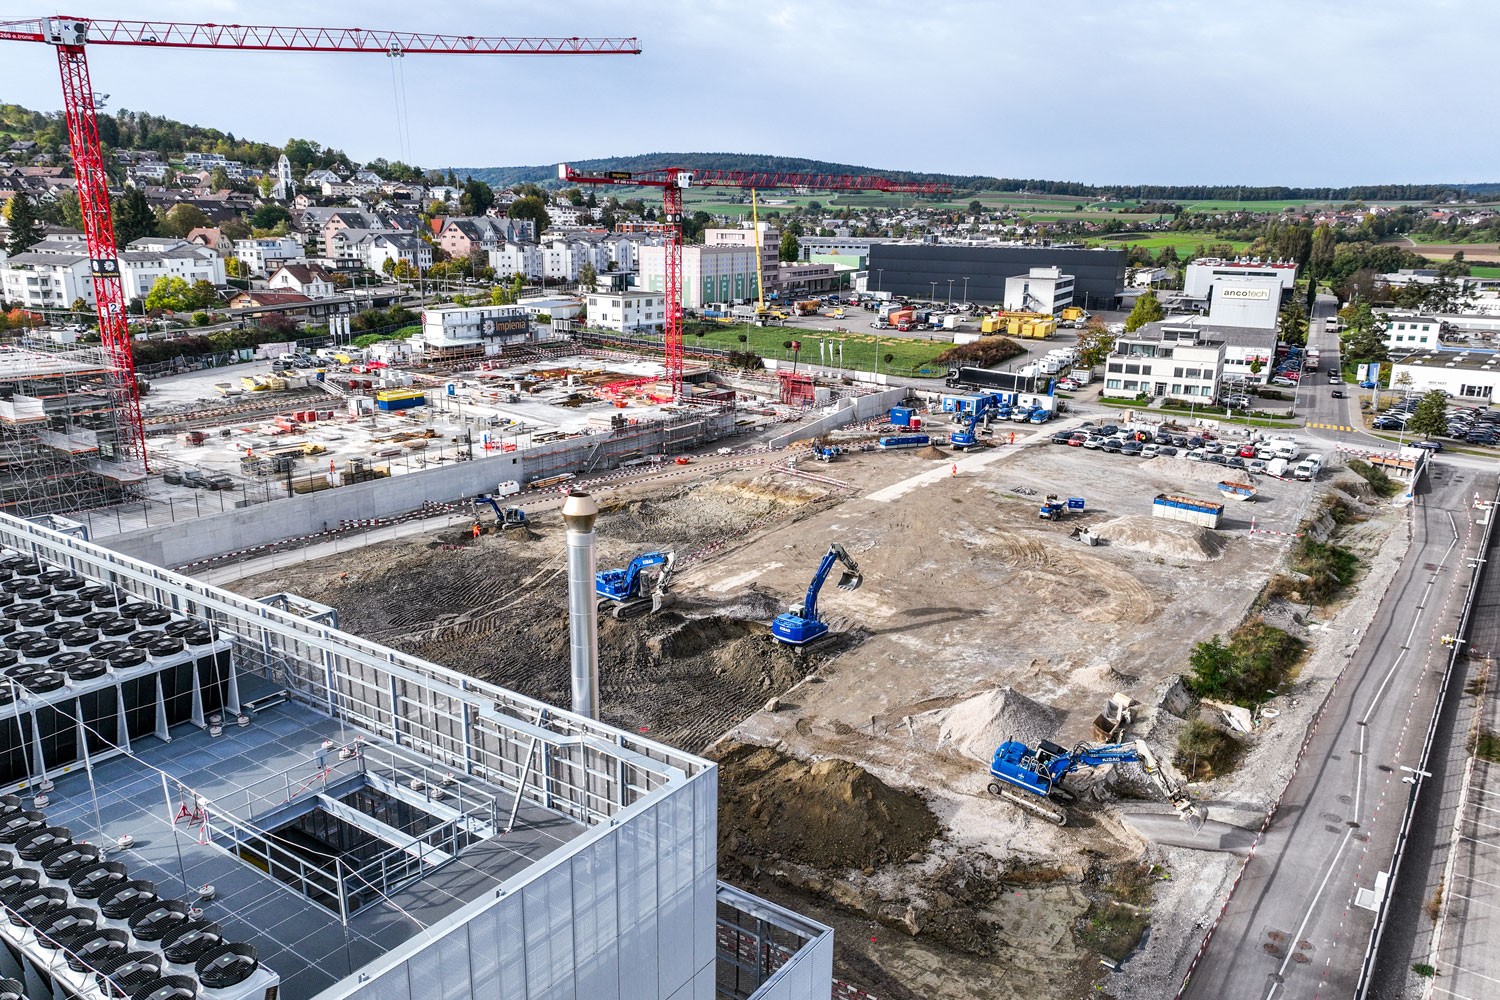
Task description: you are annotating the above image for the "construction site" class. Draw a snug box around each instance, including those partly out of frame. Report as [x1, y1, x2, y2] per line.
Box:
[219, 412, 1411, 1000]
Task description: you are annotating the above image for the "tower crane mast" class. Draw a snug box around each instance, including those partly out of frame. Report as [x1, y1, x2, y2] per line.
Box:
[558, 164, 951, 398]
[0, 16, 639, 470]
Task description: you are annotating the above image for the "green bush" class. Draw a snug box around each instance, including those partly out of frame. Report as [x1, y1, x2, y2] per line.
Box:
[1187, 621, 1305, 706]
[1285, 537, 1361, 603]
[1176, 720, 1242, 777]
[191, 312, 210, 327]
[1347, 458, 1401, 498]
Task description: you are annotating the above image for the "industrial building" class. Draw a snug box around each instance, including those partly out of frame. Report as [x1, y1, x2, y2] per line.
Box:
[1003, 266, 1075, 315]
[0, 346, 138, 518]
[638, 244, 767, 310]
[1182, 258, 1299, 298]
[0, 510, 833, 1000]
[863, 244, 1125, 310]
[1204, 275, 1284, 330]
[1390, 347, 1500, 401]
[1381, 312, 1443, 352]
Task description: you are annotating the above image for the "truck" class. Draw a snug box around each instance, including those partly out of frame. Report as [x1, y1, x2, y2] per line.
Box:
[887, 309, 915, 332]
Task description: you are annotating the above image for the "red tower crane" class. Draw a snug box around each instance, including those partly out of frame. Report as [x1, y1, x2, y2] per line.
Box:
[557, 164, 951, 398]
[0, 17, 640, 470]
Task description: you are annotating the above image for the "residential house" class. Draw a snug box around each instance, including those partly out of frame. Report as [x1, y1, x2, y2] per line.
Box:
[320, 211, 386, 257]
[234, 236, 306, 276]
[1102, 322, 1225, 403]
[585, 290, 666, 334]
[184, 227, 233, 256]
[488, 240, 542, 280]
[267, 263, 337, 299]
[1, 237, 225, 308]
[227, 289, 315, 310]
[115, 238, 227, 301]
[363, 233, 432, 273]
[304, 168, 343, 187]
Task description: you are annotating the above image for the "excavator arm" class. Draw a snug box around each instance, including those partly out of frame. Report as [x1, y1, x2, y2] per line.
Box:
[800, 544, 862, 619]
[1038, 740, 1204, 830]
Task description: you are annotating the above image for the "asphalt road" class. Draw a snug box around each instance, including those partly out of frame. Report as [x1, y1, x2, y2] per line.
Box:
[1368, 479, 1500, 1000]
[1181, 463, 1485, 1000]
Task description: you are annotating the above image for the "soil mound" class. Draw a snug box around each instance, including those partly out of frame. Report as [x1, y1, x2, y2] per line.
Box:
[929, 686, 1058, 759]
[914, 444, 949, 460]
[715, 741, 940, 870]
[1090, 514, 1227, 562]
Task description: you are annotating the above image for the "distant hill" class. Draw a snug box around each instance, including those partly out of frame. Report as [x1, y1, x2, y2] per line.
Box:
[446, 153, 1494, 204]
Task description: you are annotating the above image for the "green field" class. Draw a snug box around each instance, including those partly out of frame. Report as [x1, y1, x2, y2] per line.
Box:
[1469, 265, 1500, 277]
[685, 323, 947, 376]
[1088, 232, 1254, 253]
[1180, 199, 1324, 213]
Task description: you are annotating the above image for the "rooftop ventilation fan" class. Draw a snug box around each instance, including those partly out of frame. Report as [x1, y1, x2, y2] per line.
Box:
[129, 898, 193, 942]
[0, 812, 45, 845]
[65, 926, 129, 972]
[94, 950, 164, 1000]
[100, 880, 159, 920]
[40, 841, 101, 881]
[36, 904, 101, 950]
[71, 860, 128, 900]
[135, 610, 171, 629]
[160, 917, 222, 964]
[0, 976, 24, 1000]
[99, 618, 137, 637]
[128, 974, 197, 1000]
[195, 941, 259, 989]
[21, 668, 65, 692]
[16, 825, 71, 860]
[4, 884, 67, 928]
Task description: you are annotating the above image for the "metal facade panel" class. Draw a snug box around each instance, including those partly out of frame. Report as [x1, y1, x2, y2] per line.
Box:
[466, 907, 503, 1000]
[499, 892, 529, 1000]
[439, 926, 473, 1000]
[572, 837, 621, 999]
[656, 883, 695, 996]
[616, 801, 660, 1000]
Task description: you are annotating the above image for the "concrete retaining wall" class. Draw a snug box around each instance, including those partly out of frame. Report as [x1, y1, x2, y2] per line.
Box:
[767, 387, 908, 448]
[106, 409, 739, 568]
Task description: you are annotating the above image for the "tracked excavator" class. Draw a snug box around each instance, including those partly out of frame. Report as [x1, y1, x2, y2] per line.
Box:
[595, 551, 675, 619]
[771, 543, 862, 646]
[473, 494, 527, 529]
[988, 738, 1205, 830]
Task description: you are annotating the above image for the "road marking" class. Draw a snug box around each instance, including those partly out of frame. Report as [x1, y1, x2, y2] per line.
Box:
[1442, 964, 1500, 987]
[1308, 422, 1355, 432]
[1429, 985, 1482, 1000]
[1447, 890, 1500, 912]
[1265, 828, 1354, 1000]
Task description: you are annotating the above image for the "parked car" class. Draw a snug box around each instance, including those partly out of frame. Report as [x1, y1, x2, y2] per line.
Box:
[1083, 436, 1104, 449]
[1157, 445, 1179, 457]
[1206, 453, 1229, 466]
[1051, 431, 1076, 445]
[1247, 459, 1267, 474]
[1330, 390, 1346, 399]
[1141, 443, 1160, 458]
[1203, 441, 1223, 454]
[1185, 448, 1207, 462]
[1413, 440, 1443, 452]
[1237, 443, 1258, 458]
[1271, 377, 1298, 388]
[1101, 438, 1124, 454]
[1120, 440, 1144, 456]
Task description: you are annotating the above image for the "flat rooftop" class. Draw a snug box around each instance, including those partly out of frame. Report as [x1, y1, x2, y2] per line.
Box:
[1394, 348, 1500, 372]
[41, 693, 584, 999]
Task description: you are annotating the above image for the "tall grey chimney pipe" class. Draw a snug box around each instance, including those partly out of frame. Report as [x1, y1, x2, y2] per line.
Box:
[561, 490, 601, 720]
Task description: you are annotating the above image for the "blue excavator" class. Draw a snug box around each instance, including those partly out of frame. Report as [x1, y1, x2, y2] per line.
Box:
[988, 737, 1204, 830]
[949, 399, 1003, 450]
[595, 551, 675, 619]
[771, 543, 863, 646]
[472, 494, 527, 530]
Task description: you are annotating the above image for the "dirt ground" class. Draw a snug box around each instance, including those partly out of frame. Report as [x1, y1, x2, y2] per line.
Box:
[225, 417, 1402, 999]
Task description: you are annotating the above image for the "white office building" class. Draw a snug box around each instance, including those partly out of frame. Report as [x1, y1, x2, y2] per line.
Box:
[0, 252, 94, 309]
[420, 304, 535, 354]
[587, 290, 667, 333]
[1003, 266, 1075, 314]
[1103, 321, 1226, 401]
[489, 240, 544, 280]
[1205, 275, 1283, 329]
[1382, 311, 1442, 351]
[1, 238, 225, 307]
[1184, 257, 1299, 297]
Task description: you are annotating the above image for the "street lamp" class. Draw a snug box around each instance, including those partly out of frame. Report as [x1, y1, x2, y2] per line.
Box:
[929, 281, 937, 302]
[962, 276, 970, 304]
[876, 268, 884, 293]
[947, 278, 955, 304]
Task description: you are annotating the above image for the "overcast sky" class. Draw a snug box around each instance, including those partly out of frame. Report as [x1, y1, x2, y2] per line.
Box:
[0, 0, 1491, 186]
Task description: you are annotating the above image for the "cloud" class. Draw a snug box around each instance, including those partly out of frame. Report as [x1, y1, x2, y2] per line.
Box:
[0, 0, 1493, 184]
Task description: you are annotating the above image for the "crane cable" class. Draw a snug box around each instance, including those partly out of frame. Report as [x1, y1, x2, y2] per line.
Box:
[387, 49, 412, 167]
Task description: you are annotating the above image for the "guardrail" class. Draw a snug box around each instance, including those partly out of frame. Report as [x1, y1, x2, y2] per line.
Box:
[1353, 477, 1500, 997]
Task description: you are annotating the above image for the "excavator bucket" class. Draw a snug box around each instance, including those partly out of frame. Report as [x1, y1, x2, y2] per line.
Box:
[837, 569, 862, 592]
[1174, 795, 1207, 833]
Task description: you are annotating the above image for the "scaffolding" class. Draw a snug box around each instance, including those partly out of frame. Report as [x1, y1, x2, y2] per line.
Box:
[0, 343, 144, 516]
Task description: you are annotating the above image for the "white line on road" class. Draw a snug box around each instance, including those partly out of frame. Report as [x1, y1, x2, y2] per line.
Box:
[1265, 828, 1354, 1000]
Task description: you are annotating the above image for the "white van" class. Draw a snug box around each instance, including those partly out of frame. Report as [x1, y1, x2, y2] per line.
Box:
[1293, 454, 1324, 481]
[1270, 441, 1301, 461]
[1265, 457, 1290, 479]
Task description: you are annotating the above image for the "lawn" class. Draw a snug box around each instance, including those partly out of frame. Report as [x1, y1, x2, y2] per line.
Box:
[1468, 264, 1500, 278]
[1088, 232, 1254, 253]
[685, 323, 949, 377]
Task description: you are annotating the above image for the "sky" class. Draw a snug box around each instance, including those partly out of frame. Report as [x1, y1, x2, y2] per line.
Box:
[0, 0, 1492, 187]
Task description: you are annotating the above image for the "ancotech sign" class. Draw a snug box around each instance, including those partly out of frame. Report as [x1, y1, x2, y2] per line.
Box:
[1219, 287, 1271, 301]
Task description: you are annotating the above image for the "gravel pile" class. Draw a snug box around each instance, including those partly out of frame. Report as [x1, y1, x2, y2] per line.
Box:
[929, 686, 1060, 760]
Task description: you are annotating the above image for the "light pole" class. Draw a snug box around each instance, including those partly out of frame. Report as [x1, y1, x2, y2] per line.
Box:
[947, 279, 955, 305]
[962, 276, 970, 304]
[876, 268, 884, 294]
[929, 281, 937, 303]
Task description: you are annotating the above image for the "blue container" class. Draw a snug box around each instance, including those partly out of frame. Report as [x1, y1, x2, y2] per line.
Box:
[889, 406, 913, 427]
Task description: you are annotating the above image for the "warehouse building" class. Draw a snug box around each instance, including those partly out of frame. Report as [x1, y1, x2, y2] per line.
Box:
[864, 244, 1125, 310]
[1390, 347, 1500, 401]
[1205, 275, 1284, 330]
